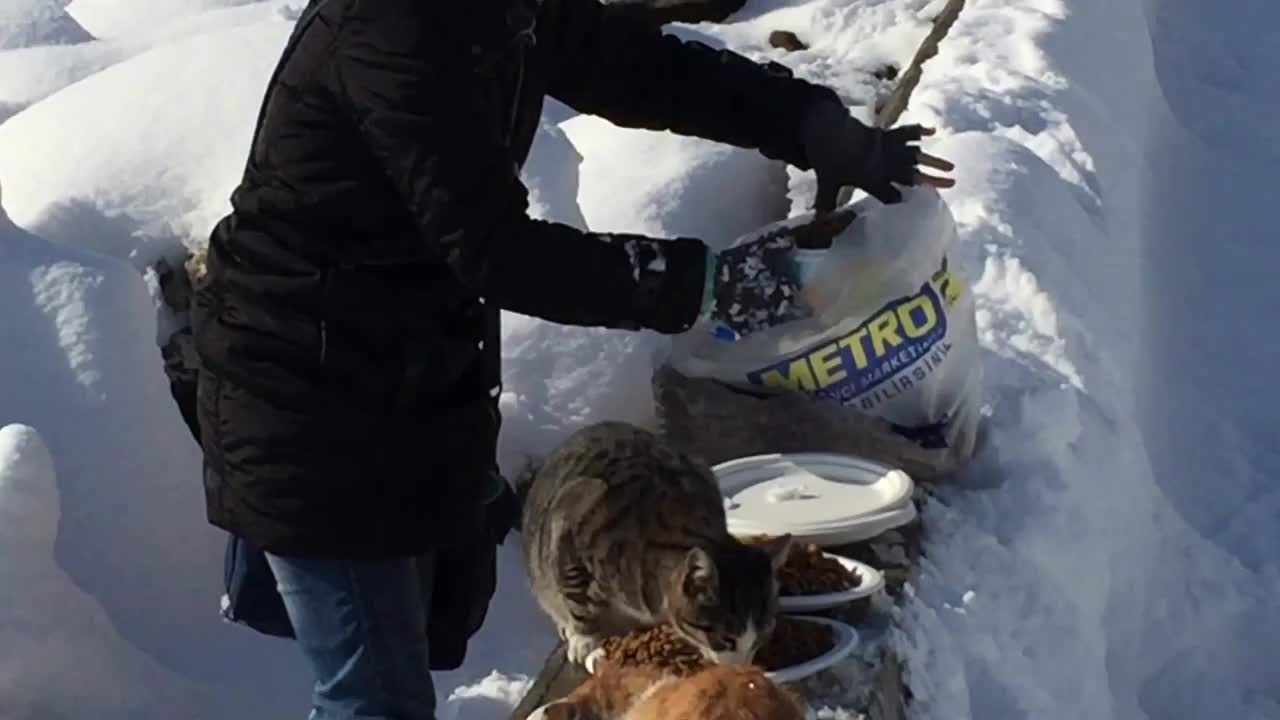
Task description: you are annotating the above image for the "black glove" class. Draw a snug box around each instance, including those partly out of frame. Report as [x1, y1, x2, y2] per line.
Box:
[800, 100, 933, 210]
[702, 234, 813, 341]
[483, 471, 521, 545]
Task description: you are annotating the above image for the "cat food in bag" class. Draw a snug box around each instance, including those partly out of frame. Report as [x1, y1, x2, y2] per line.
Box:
[667, 187, 981, 465]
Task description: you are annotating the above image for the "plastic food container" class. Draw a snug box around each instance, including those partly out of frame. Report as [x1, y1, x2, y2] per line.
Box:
[716, 452, 917, 546]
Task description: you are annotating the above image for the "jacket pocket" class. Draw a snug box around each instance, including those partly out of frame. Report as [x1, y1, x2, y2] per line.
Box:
[192, 286, 330, 411]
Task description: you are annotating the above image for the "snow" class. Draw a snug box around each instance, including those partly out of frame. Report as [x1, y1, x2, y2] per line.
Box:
[0, 0, 92, 51]
[0, 14, 290, 269]
[0, 203, 307, 718]
[0, 41, 131, 124]
[0, 2, 291, 125]
[522, 119, 590, 230]
[3, 0, 1279, 719]
[887, 1, 1280, 718]
[562, 113, 792, 250]
[65, 0, 270, 39]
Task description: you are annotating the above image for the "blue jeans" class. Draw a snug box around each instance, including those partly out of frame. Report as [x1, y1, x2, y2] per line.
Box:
[265, 552, 438, 720]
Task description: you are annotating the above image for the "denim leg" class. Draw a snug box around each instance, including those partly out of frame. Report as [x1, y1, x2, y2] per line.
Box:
[265, 552, 437, 720]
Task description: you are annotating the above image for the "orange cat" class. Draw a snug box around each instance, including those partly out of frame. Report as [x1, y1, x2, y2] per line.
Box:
[539, 663, 668, 720]
[541, 662, 805, 720]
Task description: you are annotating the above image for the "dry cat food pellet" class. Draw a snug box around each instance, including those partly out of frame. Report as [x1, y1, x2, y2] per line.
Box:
[601, 624, 708, 676]
[599, 617, 835, 676]
[743, 535, 862, 595]
[751, 615, 835, 671]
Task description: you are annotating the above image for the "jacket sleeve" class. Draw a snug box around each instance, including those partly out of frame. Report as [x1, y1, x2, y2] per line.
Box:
[330, 5, 709, 333]
[542, 0, 844, 169]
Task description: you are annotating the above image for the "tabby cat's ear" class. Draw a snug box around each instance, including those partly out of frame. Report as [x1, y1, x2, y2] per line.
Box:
[761, 533, 794, 572]
[681, 547, 719, 603]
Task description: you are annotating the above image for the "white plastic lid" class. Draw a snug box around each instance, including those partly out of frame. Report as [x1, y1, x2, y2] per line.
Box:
[714, 452, 916, 546]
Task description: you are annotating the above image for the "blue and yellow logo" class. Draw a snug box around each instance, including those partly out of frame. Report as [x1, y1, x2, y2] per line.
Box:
[745, 262, 964, 408]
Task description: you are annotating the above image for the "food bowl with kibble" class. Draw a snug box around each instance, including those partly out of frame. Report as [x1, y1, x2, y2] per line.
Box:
[742, 535, 886, 612]
[583, 615, 858, 685]
[715, 452, 917, 546]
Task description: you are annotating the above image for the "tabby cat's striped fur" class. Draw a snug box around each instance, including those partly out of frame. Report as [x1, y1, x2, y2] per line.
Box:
[521, 421, 792, 666]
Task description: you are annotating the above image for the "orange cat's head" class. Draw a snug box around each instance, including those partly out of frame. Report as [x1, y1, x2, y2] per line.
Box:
[539, 662, 671, 720]
[628, 663, 806, 720]
[538, 661, 805, 720]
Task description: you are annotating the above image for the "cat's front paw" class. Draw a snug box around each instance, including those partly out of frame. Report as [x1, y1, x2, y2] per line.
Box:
[565, 632, 603, 667]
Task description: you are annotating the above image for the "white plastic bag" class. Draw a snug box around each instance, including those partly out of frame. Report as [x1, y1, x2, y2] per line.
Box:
[667, 186, 982, 459]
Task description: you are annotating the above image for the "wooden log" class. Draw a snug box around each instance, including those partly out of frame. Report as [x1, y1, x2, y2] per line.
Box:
[509, 642, 588, 720]
[874, 0, 967, 129]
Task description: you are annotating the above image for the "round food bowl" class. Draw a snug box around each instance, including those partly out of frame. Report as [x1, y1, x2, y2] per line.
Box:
[779, 554, 885, 613]
[584, 615, 858, 685]
[716, 452, 917, 546]
[764, 615, 859, 684]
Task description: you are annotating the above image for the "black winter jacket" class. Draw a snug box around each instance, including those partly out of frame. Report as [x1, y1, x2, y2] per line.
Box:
[192, 0, 842, 557]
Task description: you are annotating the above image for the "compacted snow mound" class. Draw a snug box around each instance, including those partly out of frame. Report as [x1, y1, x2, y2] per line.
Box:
[0, 10, 587, 270]
[0, 17, 291, 267]
[3, 0, 1278, 718]
[887, 1, 1280, 719]
[521, 119, 589, 230]
[0, 41, 133, 124]
[0, 2, 289, 125]
[561, 114, 791, 250]
[0, 424, 254, 719]
[0, 197, 305, 719]
[65, 0, 268, 39]
[0, 0, 93, 50]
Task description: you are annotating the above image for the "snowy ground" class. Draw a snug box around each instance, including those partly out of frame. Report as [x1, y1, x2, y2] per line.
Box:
[2, 1, 1277, 719]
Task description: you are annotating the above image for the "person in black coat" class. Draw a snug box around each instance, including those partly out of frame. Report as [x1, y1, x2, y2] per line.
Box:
[190, 0, 953, 717]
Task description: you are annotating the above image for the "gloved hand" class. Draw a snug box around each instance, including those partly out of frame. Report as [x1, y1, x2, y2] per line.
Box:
[800, 100, 956, 210]
[481, 469, 521, 545]
[699, 233, 813, 341]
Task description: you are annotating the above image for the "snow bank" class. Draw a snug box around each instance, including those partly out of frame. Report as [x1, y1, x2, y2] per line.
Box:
[1130, 1, 1280, 717]
[562, 114, 791, 249]
[0, 0, 92, 50]
[0, 424, 257, 719]
[2, 0, 1277, 717]
[0, 16, 290, 267]
[0, 40, 133, 124]
[664, 0, 939, 214]
[883, 1, 1280, 719]
[0, 198, 305, 719]
[0, 2, 290, 125]
[65, 0, 270, 39]
[0, 6, 589, 269]
[522, 119, 589, 230]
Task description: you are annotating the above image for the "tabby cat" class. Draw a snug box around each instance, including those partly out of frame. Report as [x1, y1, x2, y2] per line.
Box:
[540, 662, 805, 720]
[520, 421, 793, 665]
